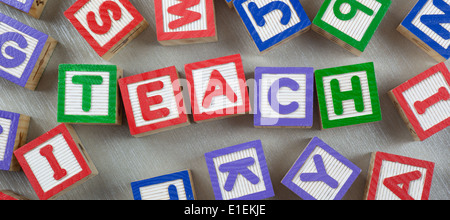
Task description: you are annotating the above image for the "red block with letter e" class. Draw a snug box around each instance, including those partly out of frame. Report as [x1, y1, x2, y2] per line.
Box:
[64, 0, 149, 60]
[118, 66, 190, 137]
[13, 124, 98, 200]
[185, 54, 251, 122]
[364, 152, 435, 200]
[154, 0, 217, 46]
[389, 62, 450, 141]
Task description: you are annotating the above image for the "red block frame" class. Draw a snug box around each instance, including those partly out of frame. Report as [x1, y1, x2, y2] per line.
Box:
[64, 0, 145, 57]
[365, 152, 435, 200]
[154, 0, 216, 42]
[185, 54, 251, 122]
[13, 124, 95, 200]
[118, 66, 189, 136]
[391, 62, 450, 141]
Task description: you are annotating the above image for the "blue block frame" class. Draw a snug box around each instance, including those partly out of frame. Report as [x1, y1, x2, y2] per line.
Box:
[401, 0, 450, 60]
[234, 0, 311, 52]
[130, 170, 195, 200]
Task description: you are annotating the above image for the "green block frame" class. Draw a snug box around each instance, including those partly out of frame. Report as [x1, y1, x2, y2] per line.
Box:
[315, 62, 382, 129]
[312, 0, 391, 52]
[57, 64, 122, 124]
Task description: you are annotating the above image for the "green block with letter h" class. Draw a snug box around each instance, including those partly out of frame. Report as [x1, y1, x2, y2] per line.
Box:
[315, 62, 382, 129]
[57, 64, 123, 125]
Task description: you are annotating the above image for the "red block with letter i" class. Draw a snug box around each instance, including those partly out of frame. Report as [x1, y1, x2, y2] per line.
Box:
[185, 54, 251, 122]
[118, 66, 190, 137]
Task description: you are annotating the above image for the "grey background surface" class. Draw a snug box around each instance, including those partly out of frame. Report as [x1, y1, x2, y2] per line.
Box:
[0, 0, 448, 200]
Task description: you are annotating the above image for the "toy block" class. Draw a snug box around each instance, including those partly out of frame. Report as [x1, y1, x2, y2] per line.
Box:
[233, 0, 311, 54]
[312, 0, 391, 56]
[154, 0, 218, 46]
[13, 123, 98, 200]
[363, 152, 435, 200]
[205, 140, 274, 200]
[118, 66, 190, 137]
[0, 110, 30, 171]
[254, 67, 314, 128]
[57, 64, 123, 125]
[0, 190, 29, 200]
[0, 13, 57, 90]
[64, 0, 149, 61]
[389, 62, 450, 141]
[398, 0, 450, 62]
[315, 62, 382, 129]
[131, 170, 196, 200]
[0, 0, 48, 19]
[225, 0, 234, 8]
[281, 137, 361, 200]
[185, 54, 251, 122]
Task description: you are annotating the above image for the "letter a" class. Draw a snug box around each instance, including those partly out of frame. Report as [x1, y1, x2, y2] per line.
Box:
[383, 171, 422, 200]
[202, 70, 238, 108]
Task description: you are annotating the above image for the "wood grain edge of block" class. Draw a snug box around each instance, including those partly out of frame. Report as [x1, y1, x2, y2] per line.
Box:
[24, 35, 58, 91]
[186, 169, 197, 200]
[64, 124, 98, 176]
[28, 0, 49, 19]
[0, 190, 30, 200]
[311, 24, 362, 56]
[115, 67, 124, 126]
[362, 152, 378, 200]
[101, 19, 150, 61]
[8, 114, 30, 171]
[158, 35, 219, 46]
[396, 24, 447, 63]
[387, 90, 421, 141]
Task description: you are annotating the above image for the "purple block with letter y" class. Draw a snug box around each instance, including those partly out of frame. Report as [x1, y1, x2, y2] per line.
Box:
[205, 140, 274, 200]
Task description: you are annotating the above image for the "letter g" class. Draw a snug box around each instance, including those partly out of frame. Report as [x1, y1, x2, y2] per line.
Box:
[0, 32, 28, 68]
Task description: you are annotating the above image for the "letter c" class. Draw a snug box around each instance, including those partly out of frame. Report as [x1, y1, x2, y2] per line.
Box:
[268, 78, 300, 115]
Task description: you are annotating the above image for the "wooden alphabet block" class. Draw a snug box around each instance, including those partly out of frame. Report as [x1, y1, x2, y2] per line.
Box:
[64, 0, 149, 60]
[0, 110, 29, 171]
[233, 0, 311, 53]
[225, 0, 234, 8]
[254, 67, 314, 128]
[131, 170, 196, 200]
[312, 0, 391, 56]
[0, 190, 29, 200]
[13, 124, 98, 200]
[363, 152, 435, 200]
[281, 137, 361, 200]
[315, 62, 382, 129]
[154, 0, 218, 46]
[57, 64, 123, 125]
[0, 13, 57, 90]
[0, 0, 48, 19]
[389, 62, 450, 141]
[118, 66, 190, 137]
[205, 140, 274, 200]
[185, 54, 251, 122]
[398, 0, 450, 62]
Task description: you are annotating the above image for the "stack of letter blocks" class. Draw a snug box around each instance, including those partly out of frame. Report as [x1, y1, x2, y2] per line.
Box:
[0, 0, 448, 200]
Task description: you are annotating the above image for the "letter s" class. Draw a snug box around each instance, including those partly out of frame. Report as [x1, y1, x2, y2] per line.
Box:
[0, 32, 28, 68]
[87, 1, 122, 35]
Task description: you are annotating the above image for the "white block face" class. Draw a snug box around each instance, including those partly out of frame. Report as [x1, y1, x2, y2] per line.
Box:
[240, 0, 301, 42]
[212, 147, 265, 200]
[161, 0, 208, 32]
[411, 0, 450, 49]
[127, 75, 179, 127]
[0, 22, 39, 78]
[23, 134, 82, 193]
[139, 179, 187, 200]
[193, 62, 244, 113]
[0, 118, 12, 161]
[321, 0, 382, 41]
[322, 71, 373, 120]
[73, 0, 134, 47]
[402, 71, 450, 130]
[375, 160, 428, 200]
[290, 146, 353, 200]
[64, 71, 110, 116]
[260, 74, 306, 119]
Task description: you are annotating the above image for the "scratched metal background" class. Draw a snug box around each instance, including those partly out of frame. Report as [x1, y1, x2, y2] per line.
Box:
[0, 0, 448, 200]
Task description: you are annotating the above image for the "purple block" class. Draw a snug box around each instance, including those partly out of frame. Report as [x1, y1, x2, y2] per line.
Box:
[254, 67, 314, 127]
[205, 140, 274, 200]
[0, 110, 20, 171]
[0, 13, 48, 87]
[281, 137, 361, 200]
[0, 0, 34, 13]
